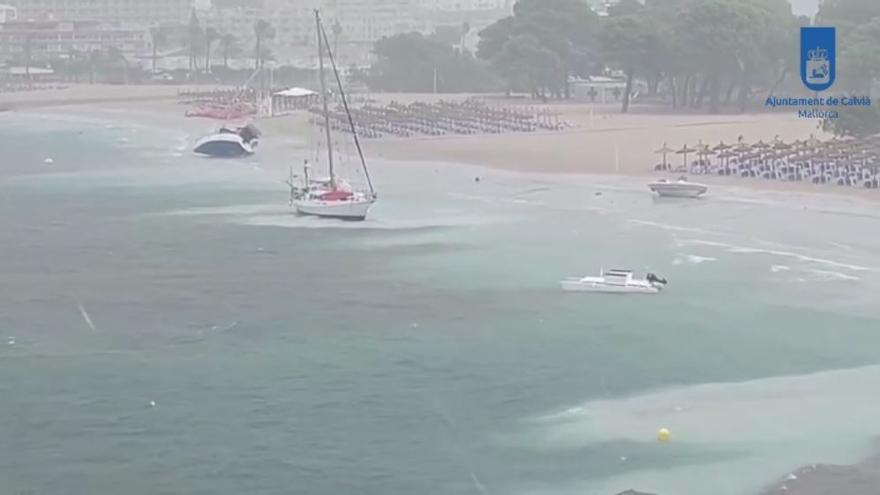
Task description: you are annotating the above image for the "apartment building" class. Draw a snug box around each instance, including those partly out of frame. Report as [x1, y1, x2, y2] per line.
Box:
[6, 0, 192, 24]
[0, 18, 149, 61]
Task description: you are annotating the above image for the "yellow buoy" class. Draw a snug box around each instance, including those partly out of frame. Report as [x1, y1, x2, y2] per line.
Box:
[657, 427, 671, 442]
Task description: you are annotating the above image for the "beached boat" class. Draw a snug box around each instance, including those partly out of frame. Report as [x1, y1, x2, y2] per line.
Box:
[193, 124, 260, 158]
[289, 10, 376, 221]
[648, 177, 707, 198]
[561, 269, 667, 294]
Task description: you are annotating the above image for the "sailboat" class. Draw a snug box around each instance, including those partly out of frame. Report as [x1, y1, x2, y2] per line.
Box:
[288, 9, 377, 221]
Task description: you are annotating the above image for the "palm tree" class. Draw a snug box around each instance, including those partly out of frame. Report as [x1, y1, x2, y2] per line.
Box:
[23, 33, 32, 83]
[332, 19, 342, 55]
[67, 48, 81, 82]
[106, 46, 128, 85]
[149, 26, 167, 74]
[219, 33, 238, 69]
[253, 19, 274, 71]
[459, 21, 471, 54]
[187, 9, 203, 75]
[204, 27, 219, 74]
[88, 49, 100, 84]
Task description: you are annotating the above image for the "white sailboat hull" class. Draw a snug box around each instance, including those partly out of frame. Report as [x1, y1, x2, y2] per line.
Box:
[294, 197, 374, 221]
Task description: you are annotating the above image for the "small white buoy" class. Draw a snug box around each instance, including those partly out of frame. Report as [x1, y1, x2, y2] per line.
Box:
[148, 400, 157, 408]
[44, 158, 54, 164]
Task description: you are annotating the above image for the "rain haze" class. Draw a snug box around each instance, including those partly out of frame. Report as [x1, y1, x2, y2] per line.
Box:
[2, 1, 880, 494]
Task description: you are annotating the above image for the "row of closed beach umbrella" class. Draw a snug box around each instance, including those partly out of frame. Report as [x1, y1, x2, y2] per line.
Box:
[310, 98, 569, 139]
[655, 134, 880, 188]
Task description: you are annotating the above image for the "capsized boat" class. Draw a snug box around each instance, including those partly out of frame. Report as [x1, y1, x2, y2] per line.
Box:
[648, 176, 707, 198]
[193, 124, 261, 158]
[561, 269, 667, 294]
[288, 10, 376, 221]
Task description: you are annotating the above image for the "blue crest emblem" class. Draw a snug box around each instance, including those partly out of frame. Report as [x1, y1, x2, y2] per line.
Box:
[800, 27, 836, 92]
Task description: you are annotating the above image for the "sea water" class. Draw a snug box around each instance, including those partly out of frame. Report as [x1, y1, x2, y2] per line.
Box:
[2, 113, 880, 495]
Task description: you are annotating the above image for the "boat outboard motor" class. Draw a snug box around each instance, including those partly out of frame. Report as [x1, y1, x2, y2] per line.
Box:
[647, 273, 668, 285]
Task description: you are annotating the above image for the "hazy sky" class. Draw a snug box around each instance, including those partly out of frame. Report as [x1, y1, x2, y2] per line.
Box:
[790, 0, 820, 17]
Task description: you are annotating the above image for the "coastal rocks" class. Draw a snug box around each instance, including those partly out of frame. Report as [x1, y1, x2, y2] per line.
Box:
[614, 490, 657, 495]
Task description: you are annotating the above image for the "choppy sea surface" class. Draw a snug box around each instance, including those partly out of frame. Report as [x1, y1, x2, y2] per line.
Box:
[3, 112, 880, 495]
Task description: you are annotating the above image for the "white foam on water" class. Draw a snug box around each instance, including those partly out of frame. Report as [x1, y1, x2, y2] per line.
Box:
[672, 254, 718, 265]
[239, 212, 500, 231]
[686, 254, 717, 264]
[520, 366, 880, 495]
[159, 204, 288, 218]
[770, 265, 791, 273]
[805, 269, 861, 282]
[828, 241, 853, 252]
[679, 239, 872, 273]
[629, 220, 732, 240]
[77, 304, 96, 332]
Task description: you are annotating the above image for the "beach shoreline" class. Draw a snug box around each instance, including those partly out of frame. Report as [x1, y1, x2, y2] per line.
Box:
[9, 85, 878, 203]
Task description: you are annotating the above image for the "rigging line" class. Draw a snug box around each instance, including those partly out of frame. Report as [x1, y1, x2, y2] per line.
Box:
[318, 17, 376, 197]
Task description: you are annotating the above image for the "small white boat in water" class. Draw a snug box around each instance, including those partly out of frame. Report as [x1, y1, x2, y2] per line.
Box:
[561, 269, 667, 294]
[649, 177, 707, 198]
[193, 124, 260, 158]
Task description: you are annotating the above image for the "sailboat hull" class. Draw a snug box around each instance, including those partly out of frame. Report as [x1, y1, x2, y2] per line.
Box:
[294, 198, 374, 221]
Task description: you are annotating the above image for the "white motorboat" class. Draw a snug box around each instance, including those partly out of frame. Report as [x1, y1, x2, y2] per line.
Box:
[288, 10, 377, 221]
[561, 269, 667, 294]
[648, 177, 707, 198]
[193, 124, 260, 158]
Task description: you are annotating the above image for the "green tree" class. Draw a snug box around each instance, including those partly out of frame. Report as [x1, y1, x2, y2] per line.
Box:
[821, 106, 880, 137]
[670, 0, 794, 112]
[369, 32, 501, 93]
[493, 33, 561, 98]
[478, 0, 599, 99]
[816, 0, 880, 133]
[600, 5, 664, 112]
[816, 0, 880, 27]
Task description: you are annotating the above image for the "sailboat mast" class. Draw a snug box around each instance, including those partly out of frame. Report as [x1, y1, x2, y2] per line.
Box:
[315, 10, 336, 188]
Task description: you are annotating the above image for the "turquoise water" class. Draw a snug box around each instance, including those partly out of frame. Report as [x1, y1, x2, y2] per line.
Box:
[3, 112, 880, 495]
